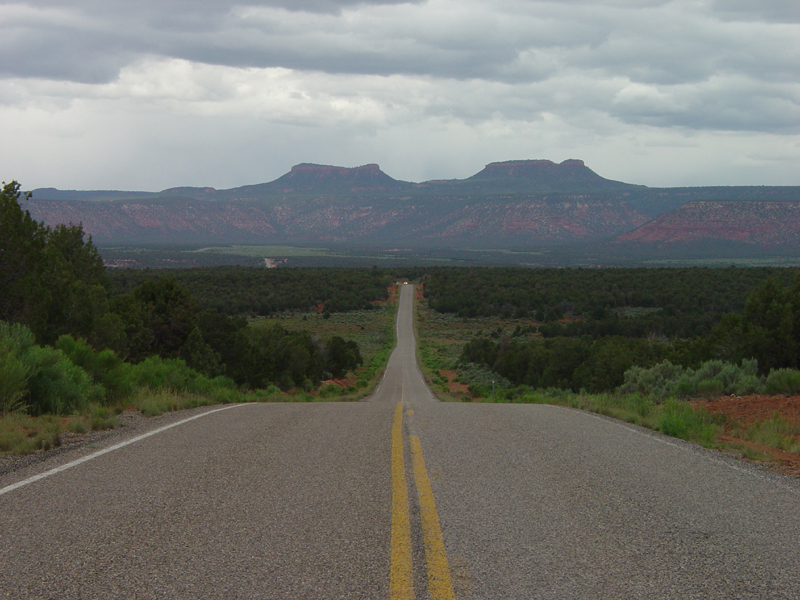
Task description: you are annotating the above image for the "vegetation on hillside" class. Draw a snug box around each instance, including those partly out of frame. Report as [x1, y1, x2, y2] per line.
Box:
[1, 181, 387, 455]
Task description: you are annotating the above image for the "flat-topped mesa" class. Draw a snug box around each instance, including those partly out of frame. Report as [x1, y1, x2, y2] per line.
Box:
[288, 163, 381, 177]
[469, 159, 636, 193]
[485, 158, 581, 169]
[274, 163, 408, 192]
[477, 159, 592, 178]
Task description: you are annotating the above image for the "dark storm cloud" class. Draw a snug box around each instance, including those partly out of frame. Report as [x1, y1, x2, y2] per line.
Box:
[0, 0, 425, 82]
[1, 0, 799, 188]
[4, 0, 797, 91]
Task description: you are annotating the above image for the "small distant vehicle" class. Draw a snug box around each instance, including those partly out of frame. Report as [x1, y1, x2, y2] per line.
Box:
[404, 281, 409, 285]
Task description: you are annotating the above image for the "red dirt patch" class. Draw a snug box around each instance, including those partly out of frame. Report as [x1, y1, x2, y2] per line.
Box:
[440, 369, 470, 395]
[320, 372, 359, 389]
[693, 394, 800, 477]
[694, 394, 800, 428]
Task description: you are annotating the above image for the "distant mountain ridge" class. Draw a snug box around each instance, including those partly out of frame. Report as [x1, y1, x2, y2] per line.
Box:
[31, 159, 635, 200]
[617, 201, 800, 246]
[23, 159, 800, 255]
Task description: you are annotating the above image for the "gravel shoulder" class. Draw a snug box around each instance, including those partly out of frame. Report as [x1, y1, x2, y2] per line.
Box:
[0, 405, 240, 486]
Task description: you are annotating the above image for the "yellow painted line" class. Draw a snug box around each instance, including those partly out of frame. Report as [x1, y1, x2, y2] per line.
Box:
[390, 401, 414, 600]
[409, 435, 456, 600]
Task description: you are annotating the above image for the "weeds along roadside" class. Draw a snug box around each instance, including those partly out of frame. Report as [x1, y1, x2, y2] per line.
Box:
[412, 285, 800, 469]
[0, 293, 399, 457]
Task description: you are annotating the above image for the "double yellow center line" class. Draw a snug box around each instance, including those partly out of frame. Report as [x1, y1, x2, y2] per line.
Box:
[390, 400, 456, 600]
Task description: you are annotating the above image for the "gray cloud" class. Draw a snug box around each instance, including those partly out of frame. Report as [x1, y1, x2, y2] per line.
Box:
[711, 1, 800, 24]
[0, 0, 798, 188]
[4, 0, 798, 89]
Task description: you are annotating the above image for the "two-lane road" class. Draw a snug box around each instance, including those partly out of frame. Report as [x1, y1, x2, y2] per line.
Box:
[2, 284, 799, 598]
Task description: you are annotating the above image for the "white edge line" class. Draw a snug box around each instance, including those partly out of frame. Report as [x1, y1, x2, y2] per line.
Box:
[0, 403, 248, 498]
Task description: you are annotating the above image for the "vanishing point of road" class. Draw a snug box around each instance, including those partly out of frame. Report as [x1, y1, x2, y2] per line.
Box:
[2, 284, 800, 599]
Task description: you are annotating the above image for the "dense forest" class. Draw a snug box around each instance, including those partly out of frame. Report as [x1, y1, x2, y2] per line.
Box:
[423, 266, 794, 338]
[106, 266, 393, 315]
[421, 267, 800, 394]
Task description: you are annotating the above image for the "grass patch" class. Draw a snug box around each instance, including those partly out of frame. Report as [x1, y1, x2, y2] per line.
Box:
[128, 388, 218, 417]
[0, 414, 62, 455]
[736, 413, 800, 453]
[658, 399, 725, 445]
[87, 403, 120, 431]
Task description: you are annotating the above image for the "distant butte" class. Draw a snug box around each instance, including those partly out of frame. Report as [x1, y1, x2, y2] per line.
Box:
[267, 162, 408, 193]
[288, 163, 382, 174]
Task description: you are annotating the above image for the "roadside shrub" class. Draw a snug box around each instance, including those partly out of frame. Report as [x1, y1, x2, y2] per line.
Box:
[69, 418, 87, 434]
[253, 385, 283, 401]
[209, 385, 241, 404]
[620, 358, 766, 399]
[495, 385, 534, 403]
[1, 322, 105, 415]
[619, 360, 684, 400]
[318, 384, 344, 398]
[456, 362, 511, 390]
[131, 356, 206, 393]
[468, 383, 489, 399]
[693, 360, 724, 382]
[324, 336, 363, 379]
[765, 369, 800, 395]
[23, 345, 104, 415]
[0, 322, 34, 413]
[735, 375, 764, 395]
[0, 346, 29, 414]
[55, 335, 134, 402]
[674, 377, 696, 398]
[696, 379, 724, 397]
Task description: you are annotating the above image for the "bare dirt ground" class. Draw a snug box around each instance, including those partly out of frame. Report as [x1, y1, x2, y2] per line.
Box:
[440, 369, 470, 395]
[319, 372, 359, 391]
[693, 395, 800, 477]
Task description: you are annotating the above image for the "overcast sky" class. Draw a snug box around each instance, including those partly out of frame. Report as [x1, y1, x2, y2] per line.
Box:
[1, 0, 798, 191]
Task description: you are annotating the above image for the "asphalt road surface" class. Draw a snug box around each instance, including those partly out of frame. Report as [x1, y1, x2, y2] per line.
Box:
[2, 284, 799, 599]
